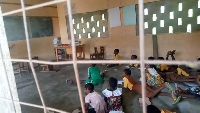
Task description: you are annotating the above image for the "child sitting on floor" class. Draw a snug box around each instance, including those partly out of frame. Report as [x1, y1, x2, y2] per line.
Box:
[102, 77, 123, 113]
[107, 49, 121, 68]
[161, 73, 200, 85]
[86, 64, 105, 85]
[145, 64, 165, 87]
[129, 55, 139, 68]
[122, 69, 181, 104]
[67, 64, 107, 85]
[157, 57, 190, 77]
[156, 57, 177, 72]
[82, 83, 107, 113]
[148, 56, 157, 70]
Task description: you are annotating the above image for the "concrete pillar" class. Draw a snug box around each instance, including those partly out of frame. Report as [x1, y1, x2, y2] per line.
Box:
[0, 7, 22, 113]
[152, 35, 158, 58]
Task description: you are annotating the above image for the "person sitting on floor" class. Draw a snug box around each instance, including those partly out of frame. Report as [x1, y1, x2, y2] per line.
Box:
[156, 57, 177, 72]
[161, 72, 200, 85]
[67, 64, 107, 85]
[129, 55, 139, 68]
[86, 64, 106, 85]
[122, 69, 181, 104]
[102, 77, 123, 113]
[145, 64, 165, 87]
[147, 105, 175, 113]
[148, 56, 157, 70]
[81, 83, 107, 113]
[107, 49, 121, 68]
[157, 56, 191, 77]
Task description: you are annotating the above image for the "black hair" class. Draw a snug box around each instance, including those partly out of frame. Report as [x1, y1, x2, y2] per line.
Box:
[114, 49, 119, 53]
[109, 77, 118, 89]
[147, 105, 161, 113]
[123, 69, 131, 76]
[148, 56, 155, 60]
[198, 58, 200, 61]
[85, 83, 94, 92]
[131, 55, 137, 59]
[157, 57, 164, 60]
[91, 64, 96, 67]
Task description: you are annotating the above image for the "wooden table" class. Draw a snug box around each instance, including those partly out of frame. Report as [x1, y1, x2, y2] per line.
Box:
[55, 44, 85, 62]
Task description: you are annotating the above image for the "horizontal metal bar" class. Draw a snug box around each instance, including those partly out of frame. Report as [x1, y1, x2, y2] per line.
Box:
[7, 58, 200, 65]
[0, 97, 69, 113]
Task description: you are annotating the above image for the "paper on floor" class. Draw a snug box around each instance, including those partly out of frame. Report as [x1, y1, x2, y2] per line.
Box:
[125, 66, 135, 69]
[72, 109, 81, 113]
[118, 80, 123, 85]
[138, 68, 146, 70]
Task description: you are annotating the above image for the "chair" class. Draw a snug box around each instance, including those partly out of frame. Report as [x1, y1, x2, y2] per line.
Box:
[40, 64, 54, 72]
[12, 62, 22, 76]
[98, 46, 105, 59]
[90, 47, 98, 60]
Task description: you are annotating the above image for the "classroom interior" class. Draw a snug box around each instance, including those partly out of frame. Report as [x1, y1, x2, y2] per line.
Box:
[1, 0, 200, 113]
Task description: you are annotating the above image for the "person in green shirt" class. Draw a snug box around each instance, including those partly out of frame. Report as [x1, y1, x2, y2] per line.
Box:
[86, 64, 105, 85]
[66, 64, 107, 85]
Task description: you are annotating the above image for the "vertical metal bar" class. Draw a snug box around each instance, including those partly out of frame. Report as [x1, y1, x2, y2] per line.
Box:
[0, 7, 16, 112]
[138, 0, 147, 113]
[66, 0, 86, 113]
[19, 0, 47, 112]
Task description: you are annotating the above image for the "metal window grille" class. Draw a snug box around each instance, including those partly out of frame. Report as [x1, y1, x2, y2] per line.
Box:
[0, 0, 199, 113]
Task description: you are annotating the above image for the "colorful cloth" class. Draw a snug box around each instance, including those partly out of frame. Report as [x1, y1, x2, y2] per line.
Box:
[85, 91, 107, 113]
[102, 88, 123, 112]
[146, 73, 164, 87]
[123, 77, 133, 90]
[114, 54, 121, 60]
[187, 87, 200, 99]
[146, 68, 164, 87]
[86, 66, 103, 85]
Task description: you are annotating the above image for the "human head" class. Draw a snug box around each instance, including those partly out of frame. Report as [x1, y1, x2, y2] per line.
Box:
[84, 83, 94, 94]
[90, 64, 96, 67]
[148, 56, 155, 60]
[157, 57, 164, 60]
[109, 77, 118, 90]
[131, 55, 137, 60]
[198, 58, 200, 61]
[147, 105, 161, 113]
[145, 64, 151, 68]
[114, 49, 119, 54]
[123, 69, 131, 77]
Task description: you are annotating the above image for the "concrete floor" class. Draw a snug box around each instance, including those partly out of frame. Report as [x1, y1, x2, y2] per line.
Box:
[15, 64, 200, 113]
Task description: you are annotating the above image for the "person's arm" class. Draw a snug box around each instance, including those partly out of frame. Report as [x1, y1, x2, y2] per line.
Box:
[123, 78, 128, 88]
[78, 103, 89, 113]
[85, 103, 89, 111]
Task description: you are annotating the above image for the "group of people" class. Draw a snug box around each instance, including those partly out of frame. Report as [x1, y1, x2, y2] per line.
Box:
[73, 49, 200, 113]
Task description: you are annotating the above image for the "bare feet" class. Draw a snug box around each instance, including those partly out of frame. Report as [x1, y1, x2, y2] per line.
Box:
[196, 75, 200, 85]
[175, 87, 183, 94]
